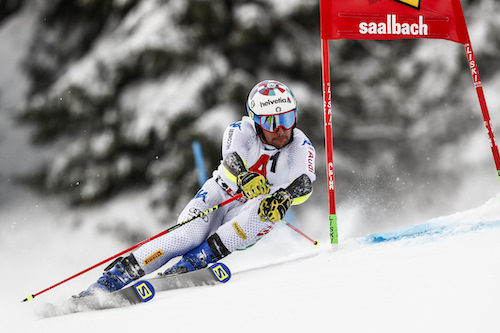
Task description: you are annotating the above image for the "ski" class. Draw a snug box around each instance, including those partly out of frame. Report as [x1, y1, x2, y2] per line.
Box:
[39, 263, 231, 317]
[119, 262, 231, 305]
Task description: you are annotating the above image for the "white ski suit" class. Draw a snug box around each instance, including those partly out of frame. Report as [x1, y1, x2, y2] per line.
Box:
[132, 116, 316, 274]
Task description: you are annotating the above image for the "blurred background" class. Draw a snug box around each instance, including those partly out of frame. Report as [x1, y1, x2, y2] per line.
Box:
[1, 0, 499, 245]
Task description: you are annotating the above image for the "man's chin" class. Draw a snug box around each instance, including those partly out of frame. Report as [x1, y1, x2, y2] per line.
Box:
[272, 138, 289, 148]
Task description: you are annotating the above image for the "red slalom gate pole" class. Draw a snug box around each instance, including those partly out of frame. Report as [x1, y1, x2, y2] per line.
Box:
[464, 41, 500, 183]
[22, 193, 243, 302]
[321, 38, 338, 245]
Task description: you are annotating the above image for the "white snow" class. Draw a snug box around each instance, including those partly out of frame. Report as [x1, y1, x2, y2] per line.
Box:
[2, 190, 500, 333]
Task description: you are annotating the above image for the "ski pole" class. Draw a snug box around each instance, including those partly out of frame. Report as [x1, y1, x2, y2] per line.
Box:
[22, 193, 243, 302]
[281, 219, 319, 246]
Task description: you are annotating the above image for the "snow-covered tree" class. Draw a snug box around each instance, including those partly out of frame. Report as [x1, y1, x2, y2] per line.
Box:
[12, 0, 500, 225]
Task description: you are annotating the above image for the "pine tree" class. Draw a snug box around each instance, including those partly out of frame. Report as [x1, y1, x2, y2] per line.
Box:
[14, 0, 498, 224]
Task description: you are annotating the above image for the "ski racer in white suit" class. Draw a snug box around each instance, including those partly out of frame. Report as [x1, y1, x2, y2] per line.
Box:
[79, 80, 316, 296]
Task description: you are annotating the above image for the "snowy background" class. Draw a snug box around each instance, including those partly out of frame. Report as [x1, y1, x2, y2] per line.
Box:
[1, 0, 500, 332]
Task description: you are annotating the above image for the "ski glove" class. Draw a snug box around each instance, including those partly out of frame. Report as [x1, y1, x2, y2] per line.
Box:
[258, 189, 292, 222]
[237, 171, 270, 199]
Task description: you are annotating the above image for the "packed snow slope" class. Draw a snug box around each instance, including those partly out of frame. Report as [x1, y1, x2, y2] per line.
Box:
[2, 193, 500, 333]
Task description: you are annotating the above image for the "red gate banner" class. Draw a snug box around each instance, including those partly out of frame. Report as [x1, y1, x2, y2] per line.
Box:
[320, 0, 469, 44]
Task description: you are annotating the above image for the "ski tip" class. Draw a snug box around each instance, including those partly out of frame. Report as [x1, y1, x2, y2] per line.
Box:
[210, 263, 231, 283]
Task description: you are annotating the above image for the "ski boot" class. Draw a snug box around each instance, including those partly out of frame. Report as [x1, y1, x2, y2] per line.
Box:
[77, 254, 145, 297]
[163, 234, 230, 275]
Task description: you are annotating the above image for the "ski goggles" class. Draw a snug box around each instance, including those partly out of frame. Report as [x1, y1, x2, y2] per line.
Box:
[256, 109, 297, 133]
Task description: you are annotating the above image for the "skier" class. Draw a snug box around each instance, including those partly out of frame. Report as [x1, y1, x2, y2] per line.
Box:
[79, 79, 316, 296]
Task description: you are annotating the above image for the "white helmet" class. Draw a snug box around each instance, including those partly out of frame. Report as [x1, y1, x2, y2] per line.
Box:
[246, 80, 298, 133]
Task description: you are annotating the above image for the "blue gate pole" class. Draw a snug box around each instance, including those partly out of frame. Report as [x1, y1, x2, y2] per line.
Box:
[192, 141, 207, 186]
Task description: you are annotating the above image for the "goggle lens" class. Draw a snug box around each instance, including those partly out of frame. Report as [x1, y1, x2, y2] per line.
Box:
[259, 110, 296, 132]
